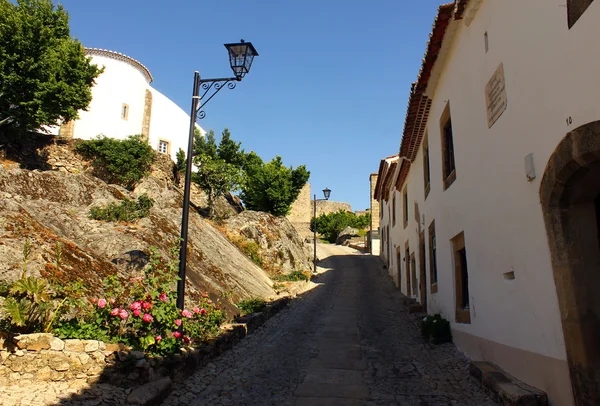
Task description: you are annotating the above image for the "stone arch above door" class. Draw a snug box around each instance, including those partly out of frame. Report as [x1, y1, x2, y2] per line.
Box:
[540, 120, 600, 406]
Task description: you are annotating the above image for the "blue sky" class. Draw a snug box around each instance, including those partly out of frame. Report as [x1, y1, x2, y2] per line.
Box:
[59, 0, 443, 211]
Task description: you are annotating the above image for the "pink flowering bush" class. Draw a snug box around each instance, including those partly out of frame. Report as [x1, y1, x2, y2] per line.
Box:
[53, 247, 225, 356]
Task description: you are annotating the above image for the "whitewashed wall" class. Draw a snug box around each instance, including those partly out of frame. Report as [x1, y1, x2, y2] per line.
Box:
[74, 54, 149, 140]
[148, 88, 205, 163]
[47, 49, 204, 163]
[378, 1, 600, 404]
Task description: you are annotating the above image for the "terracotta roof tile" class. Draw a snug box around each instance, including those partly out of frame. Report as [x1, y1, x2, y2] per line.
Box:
[396, 2, 463, 190]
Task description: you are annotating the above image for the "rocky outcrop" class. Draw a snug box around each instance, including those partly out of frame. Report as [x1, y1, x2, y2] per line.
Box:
[336, 226, 359, 246]
[224, 211, 312, 275]
[0, 160, 274, 315]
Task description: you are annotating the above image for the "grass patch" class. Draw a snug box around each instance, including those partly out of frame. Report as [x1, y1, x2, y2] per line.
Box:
[237, 298, 266, 315]
[272, 270, 311, 282]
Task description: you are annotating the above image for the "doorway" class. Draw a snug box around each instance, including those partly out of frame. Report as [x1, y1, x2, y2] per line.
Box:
[419, 232, 428, 312]
[396, 247, 402, 290]
[540, 121, 600, 405]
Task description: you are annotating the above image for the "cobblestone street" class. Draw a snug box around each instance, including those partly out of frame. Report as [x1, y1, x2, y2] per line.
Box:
[164, 244, 496, 406]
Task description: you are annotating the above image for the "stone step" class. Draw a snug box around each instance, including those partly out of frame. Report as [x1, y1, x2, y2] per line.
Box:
[469, 361, 548, 406]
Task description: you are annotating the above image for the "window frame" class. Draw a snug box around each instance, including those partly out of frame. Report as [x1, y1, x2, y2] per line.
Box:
[121, 103, 129, 120]
[452, 231, 471, 324]
[423, 135, 431, 200]
[440, 104, 457, 190]
[403, 187, 408, 229]
[392, 194, 396, 226]
[158, 140, 170, 155]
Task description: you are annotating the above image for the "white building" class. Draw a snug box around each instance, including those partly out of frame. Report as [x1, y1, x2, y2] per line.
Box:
[49, 48, 204, 162]
[374, 1, 600, 405]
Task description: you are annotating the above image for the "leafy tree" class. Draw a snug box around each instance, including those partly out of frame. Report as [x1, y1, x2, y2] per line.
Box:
[311, 210, 371, 243]
[175, 148, 186, 173]
[0, 0, 103, 138]
[192, 129, 242, 218]
[218, 128, 245, 167]
[75, 135, 155, 189]
[241, 155, 310, 216]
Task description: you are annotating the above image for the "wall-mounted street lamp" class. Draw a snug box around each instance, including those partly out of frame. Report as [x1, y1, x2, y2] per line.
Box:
[177, 40, 259, 311]
[313, 187, 331, 273]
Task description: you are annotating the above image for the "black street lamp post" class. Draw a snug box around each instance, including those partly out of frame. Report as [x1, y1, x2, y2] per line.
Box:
[313, 187, 331, 273]
[176, 40, 259, 311]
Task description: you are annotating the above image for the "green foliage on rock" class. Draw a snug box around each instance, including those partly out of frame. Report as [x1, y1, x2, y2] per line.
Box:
[89, 194, 154, 222]
[311, 210, 371, 243]
[236, 298, 266, 316]
[272, 270, 311, 282]
[75, 135, 155, 189]
[241, 155, 310, 217]
[0, 0, 103, 138]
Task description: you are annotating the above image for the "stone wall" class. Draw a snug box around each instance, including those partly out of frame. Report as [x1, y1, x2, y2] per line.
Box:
[313, 200, 352, 217]
[0, 297, 290, 391]
[0, 333, 124, 385]
[287, 183, 312, 224]
[369, 173, 380, 232]
[38, 140, 87, 174]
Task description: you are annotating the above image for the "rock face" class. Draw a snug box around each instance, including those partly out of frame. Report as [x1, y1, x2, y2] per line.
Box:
[225, 211, 312, 275]
[0, 152, 274, 314]
[336, 227, 360, 246]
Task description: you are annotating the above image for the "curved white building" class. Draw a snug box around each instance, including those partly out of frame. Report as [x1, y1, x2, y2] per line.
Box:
[50, 48, 204, 162]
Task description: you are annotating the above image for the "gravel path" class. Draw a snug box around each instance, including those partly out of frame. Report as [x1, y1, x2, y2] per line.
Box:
[163, 244, 497, 406]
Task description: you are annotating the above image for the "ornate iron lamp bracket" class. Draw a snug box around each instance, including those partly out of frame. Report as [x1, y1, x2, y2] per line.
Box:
[193, 77, 240, 120]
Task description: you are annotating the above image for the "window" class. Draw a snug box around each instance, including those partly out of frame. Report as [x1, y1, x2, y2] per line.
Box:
[484, 31, 489, 53]
[429, 220, 438, 294]
[423, 136, 431, 199]
[568, 0, 594, 29]
[158, 140, 169, 155]
[403, 187, 408, 228]
[440, 105, 457, 190]
[121, 103, 129, 120]
[392, 195, 396, 226]
[452, 232, 471, 324]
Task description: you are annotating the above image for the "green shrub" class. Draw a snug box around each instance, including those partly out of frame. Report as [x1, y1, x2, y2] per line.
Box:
[311, 210, 371, 243]
[89, 194, 153, 222]
[420, 313, 452, 344]
[272, 270, 311, 282]
[76, 135, 155, 189]
[237, 298, 266, 315]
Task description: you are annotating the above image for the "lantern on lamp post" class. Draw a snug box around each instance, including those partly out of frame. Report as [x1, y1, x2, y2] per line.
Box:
[176, 40, 259, 311]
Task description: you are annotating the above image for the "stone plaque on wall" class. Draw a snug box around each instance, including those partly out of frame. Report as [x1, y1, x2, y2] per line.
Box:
[485, 63, 507, 128]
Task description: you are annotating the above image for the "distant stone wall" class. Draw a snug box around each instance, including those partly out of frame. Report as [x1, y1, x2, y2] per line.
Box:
[369, 174, 380, 232]
[287, 183, 311, 224]
[314, 200, 352, 217]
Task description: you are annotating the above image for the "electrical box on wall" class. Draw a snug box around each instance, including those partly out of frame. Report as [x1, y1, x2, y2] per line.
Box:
[525, 153, 536, 181]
